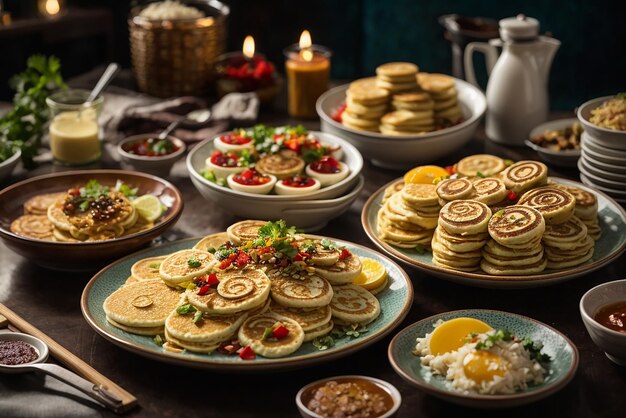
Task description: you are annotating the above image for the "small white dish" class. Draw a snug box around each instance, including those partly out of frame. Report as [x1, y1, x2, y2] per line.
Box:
[578, 96, 626, 146]
[117, 134, 186, 178]
[305, 160, 349, 187]
[213, 133, 255, 154]
[274, 177, 321, 195]
[580, 279, 626, 366]
[525, 118, 580, 167]
[205, 153, 246, 179]
[0, 148, 21, 183]
[226, 172, 276, 194]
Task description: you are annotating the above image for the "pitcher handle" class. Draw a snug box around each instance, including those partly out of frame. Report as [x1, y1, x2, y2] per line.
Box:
[464, 42, 499, 90]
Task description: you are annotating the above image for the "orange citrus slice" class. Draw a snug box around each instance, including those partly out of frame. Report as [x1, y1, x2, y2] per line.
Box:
[353, 258, 387, 290]
[403, 165, 449, 185]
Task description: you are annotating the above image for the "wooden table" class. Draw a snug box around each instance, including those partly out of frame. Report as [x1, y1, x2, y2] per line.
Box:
[0, 98, 624, 418]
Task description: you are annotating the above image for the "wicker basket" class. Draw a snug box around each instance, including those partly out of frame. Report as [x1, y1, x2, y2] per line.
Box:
[129, 1, 229, 97]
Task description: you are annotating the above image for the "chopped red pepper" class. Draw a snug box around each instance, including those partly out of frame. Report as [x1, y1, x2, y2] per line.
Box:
[219, 253, 237, 269]
[332, 103, 347, 123]
[197, 284, 211, 296]
[293, 252, 311, 262]
[68, 188, 80, 196]
[272, 324, 290, 339]
[234, 251, 252, 267]
[338, 249, 352, 260]
[239, 345, 256, 360]
[445, 165, 456, 175]
[206, 273, 219, 286]
[284, 138, 300, 153]
[507, 191, 518, 201]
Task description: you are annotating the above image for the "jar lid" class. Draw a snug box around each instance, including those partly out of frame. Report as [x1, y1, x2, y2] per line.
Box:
[499, 14, 539, 41]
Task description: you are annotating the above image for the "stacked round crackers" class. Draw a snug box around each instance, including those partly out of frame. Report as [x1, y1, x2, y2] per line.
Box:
[343, 77, 389, 132]
[552, 183, 601, 240]
[376, 62, 419, 94]
[432, 200, 491, 272]
[377, 183, 440, 249]
[417, 73, 462, 126]
[436, 177, 508, 209]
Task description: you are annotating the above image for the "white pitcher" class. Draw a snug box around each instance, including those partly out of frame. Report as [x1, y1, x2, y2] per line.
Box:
[464, 15, 560, 146]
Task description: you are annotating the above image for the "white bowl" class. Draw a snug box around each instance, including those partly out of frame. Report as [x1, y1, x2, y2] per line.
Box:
[577, 96, 626, 145]
[190, 174, 364, 231]
[118, 134, 186, 178]
[187, 131, 363, 201]
[316, 78, 486, 169]
[0, 148, 21, 182]
[525, 118, 580, 167]
[580, 279, 626, 366]
[295, 375, 402, 418]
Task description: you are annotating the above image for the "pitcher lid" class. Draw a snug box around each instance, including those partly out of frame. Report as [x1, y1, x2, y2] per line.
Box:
[499, 14, 539, 41]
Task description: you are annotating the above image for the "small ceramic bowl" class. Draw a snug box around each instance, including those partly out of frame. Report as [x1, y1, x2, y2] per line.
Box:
[577, 96, 626, 146]
[0, 332, 49, 371]
[118, 134, 186, 178]
[295, 375, 402, 418]
[580, 279, 626, 366]
[0, 148, 21, 183]
[526, 118, 580, 167]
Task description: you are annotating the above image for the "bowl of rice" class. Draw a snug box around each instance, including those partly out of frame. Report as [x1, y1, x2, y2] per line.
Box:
[577, 95, 626, 145]
[388, 310, 578, 408]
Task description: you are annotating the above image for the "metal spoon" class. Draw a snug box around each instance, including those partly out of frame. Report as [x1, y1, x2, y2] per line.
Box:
[158, 108, 212, 140]
[0, 332, 123, 413]
[84, 62, 120, 106]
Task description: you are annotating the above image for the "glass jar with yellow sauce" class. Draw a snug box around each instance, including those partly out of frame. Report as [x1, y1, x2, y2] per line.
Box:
[46, 89, 103, 165]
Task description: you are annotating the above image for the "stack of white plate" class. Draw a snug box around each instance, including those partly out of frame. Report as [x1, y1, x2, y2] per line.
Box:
[577, 96, 626, 204]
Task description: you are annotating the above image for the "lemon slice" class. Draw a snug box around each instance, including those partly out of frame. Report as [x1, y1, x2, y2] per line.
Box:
[403, 165, 449, 185]
[353, 258, 387, 290]
[132, 195, 164, 222]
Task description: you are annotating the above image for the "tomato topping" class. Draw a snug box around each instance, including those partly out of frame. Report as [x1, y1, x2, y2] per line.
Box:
[68, 188, 80, 196]
[219, 253, 237, 269]
[332, 103, 347, 122]
[272, 324, 290, 339]
[338, 248, 352, 260]
[507, 191, 518, 201]
[125, 137, 179, 157]
[445, 165, 456, 175]
[239, 345, 256, 360]
[284, 138, 300, 153]
[293, 252, 311, 262]
[234, 251, 252, 267]
[310, 156, 341, 174]
[282, 176, 316, 188]
[197, 284, 211, 296]
[220, 133, 252, 145]
[232, 169, 272, 186]
[210, 151, 240, 167]
[206, 273, 219, 286]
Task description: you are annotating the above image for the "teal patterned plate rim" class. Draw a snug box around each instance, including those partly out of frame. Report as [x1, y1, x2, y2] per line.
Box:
[388, 309, 579, 408]
[81, 236, 414, 371]
[362, 177, 626, 288]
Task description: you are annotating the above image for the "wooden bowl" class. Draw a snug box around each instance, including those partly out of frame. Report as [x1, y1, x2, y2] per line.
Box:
[0, 170, 183, 271]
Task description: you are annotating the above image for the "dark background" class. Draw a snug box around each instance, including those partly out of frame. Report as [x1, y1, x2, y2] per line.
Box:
[0, 0, 623, 109]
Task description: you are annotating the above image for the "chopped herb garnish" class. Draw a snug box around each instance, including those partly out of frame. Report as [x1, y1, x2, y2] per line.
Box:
[312, 335, 335, 350]
[149, 263, 161, 269]
[300, 240, 316, 254]
[115, 180, 138, 198]
[187, 257, 201, 268]
[258, 220, 297, 240]
[475, 329, 513, 351]
[522, 336, 552, 363]
[176, 304, 197, 314]
[207, 247, 217, 254]
[193, 310, 203, 324]
[493, 209, 505, 218]
[321, 238, 338, 251]
[262, 327, 273, 340]
[476, 171, 485, 178]
[153, 335, 164, 346]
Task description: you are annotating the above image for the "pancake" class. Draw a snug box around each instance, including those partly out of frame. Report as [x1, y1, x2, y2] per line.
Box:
[131, 256, 168, 281]
[120, 206, 139, 229]
[377, 209, 426, 233]
[473, 178, 508, 206]
[480, 256, 547, 275]
[483, 239, 544, 258]
[303, 321, 334, 342]
[545, 236, 594, 259]
[103, 280, 182, 328]
[330, 284, 381, 326]
[237, 312, 304, 358]
[24, 192, 65, 215]
[10, 215, 54, 240]
[165, 308, 247, 343]
[186, 269, 271, 315]
[439, 200, 491, 235]
[269, 304, 332, 331]
[377, 62, 419, 78]
[270, 274, 333, 308]
[368, 276, 389, 296]
[487, 206, 545, 246]
[433, 226, 488, 252]
[255, 149, 305, 179]
[347, 77, 389, 105]
[382, 182, 404, 203]
[47, 201, 72, 231]
[431, 234, 484, 259]
[193, 232, 230, 252]
[432, 253, 481, 269]
[546, 246, 594, 269]
[586, 222, 602, 241]
[542, 216, 588, 248]
[65, 191, 134, 238]
[163, 330, 221, 354]
[105, 317, 164, 336]
[417, 73, 455, 93]
[436, 178, 474, 202]
[552, 184, 598, 220]
[52, 227, 81, 242]
[386, 193, 439, 229]
[433, 258, 480, 272]
[456, 154, 506, 177]
[482, 246, 545, 267]
[227, 220, 266, 245]
[308, 241, 342, 266]
[377, 214, 433, 243]
[313, 254, 363, 285]
[122, 216, 154, 236]
[159, 249, 216, 284]
[401, 183, 439, 207]
[519, 186, 576, 225]
[501, 160, 548, 194]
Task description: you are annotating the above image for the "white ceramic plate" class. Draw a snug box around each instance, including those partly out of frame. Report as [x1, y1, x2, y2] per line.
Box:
[578, 160, 626, 191]
[579, 157, 626, 182]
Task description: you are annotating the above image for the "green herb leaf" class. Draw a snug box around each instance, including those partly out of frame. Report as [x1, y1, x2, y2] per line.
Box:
[193, 310, 203, 324]
[149, 263, 161, 269]
[176, 304, 197, 315]
[262, 327, 273, 340]
[493, 209, 505, 218]
[312, 335, 335, 351]
[522, 336, 552, 363]
[153, 335, 164, 346]
[187, 257, 201, 268]
[476, 171, 485, 178]
[258, 220, 297, 240]
[300, 240, 316, 254]
[475, 329, 513, 351]
[115, 180, 138, 198]
[201, 169, 217, 183]
[321, 239, 338, 251]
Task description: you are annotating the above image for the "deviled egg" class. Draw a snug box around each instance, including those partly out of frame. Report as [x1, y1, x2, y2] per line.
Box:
[274, 176, 321, 196]
[305, 156, 349, 187]
[256, 149, 305, 179]
[214, 132, 255, 154]
[205, 151, 246, 179]
[227, 169, 277, 194]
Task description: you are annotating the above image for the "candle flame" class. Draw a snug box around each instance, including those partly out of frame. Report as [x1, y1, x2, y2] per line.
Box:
[45, 0, 60, 15]
[301, 50, 313, 62]
[243, 35, 255, 59]
[299, 30, 312, 49]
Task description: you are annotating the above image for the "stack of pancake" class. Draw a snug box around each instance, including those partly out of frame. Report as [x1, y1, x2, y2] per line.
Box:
[436, 177, 508, 209]
[342, 77, 389, 132]
[375, 62, 419, 94]
[380, 109, 434, 136]
[417, 73, 461, 126]
[377, 183, 440, 249]
[552, 183, 601, 240]
[456, 154, 506, 177]
[518, 186, 576, 225]
[481, 206, 547, 275]
[500, 160, 548, 194]
[227, 219, 267, 245]
[542, 216, 595, 269]
[432, 200, 491, 272]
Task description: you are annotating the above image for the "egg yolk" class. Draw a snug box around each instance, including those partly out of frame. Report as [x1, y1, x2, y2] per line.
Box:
[463, 351, 508, 383]
[429, 317, 493, 355]
[403, 165, 449, 185]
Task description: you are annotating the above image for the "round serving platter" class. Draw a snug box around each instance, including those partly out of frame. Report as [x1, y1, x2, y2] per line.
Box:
[388, 309, 579, 408]
[81, 236, 413, 371]
[362, 177, 626, 289]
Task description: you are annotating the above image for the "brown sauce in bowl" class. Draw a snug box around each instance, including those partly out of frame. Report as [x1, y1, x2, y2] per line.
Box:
[0, 340, 38, 365]
[302, 378, 394, 418]
[594, 301, 626, 333]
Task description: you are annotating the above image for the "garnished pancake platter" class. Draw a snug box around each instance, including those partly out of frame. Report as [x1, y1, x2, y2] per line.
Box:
[362, 155, 626, 289]
[81, 220, 413, 371]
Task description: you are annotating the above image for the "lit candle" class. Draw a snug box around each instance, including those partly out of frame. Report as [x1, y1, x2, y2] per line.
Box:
[284, 30, 332, 119]
[38, 0, 62, 18]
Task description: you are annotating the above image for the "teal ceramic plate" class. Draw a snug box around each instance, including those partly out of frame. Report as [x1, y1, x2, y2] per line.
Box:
[388, 309, 579, 408]
[362, 177, 626, 288]
[81, 237, 413, 371]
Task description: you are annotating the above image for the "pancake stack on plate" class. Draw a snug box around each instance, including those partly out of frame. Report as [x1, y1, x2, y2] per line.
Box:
[456, 154, 506, 178]
[377, 183, 440, 249]
[436, 177, 508, 210]
[226, 220, 267, 245]
[542, 216, 595, 269]
[518, 186, 576, 225]
[500, 160, 548, 194]
[481, 206, 547, 275]
[417, 73, 461, 127]
[342, 77, 389, 133]
[376, 62, 419, 94]
[552, 183, 601, 240]
[380, 109, 435, 136]
[432, 200, 491, 272]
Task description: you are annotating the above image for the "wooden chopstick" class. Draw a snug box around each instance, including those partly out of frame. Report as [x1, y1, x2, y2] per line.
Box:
[0, 303, 138, 413]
